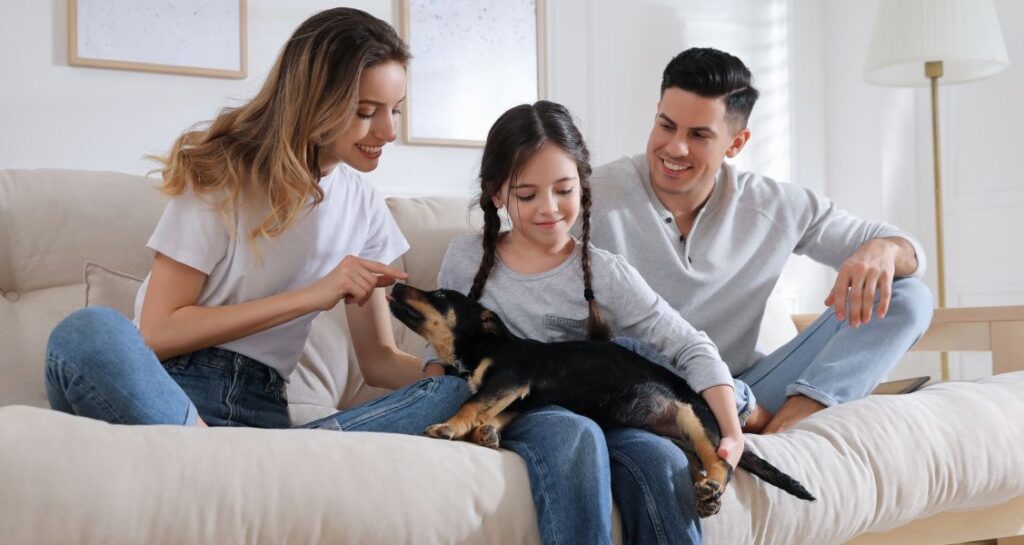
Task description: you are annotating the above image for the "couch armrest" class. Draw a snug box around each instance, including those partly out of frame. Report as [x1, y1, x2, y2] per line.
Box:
[792, 305, 1024, 374]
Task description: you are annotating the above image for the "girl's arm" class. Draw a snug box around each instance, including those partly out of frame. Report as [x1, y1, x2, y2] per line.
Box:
[702, 384, 745, 469]
[139, 252, 406, 361]
[345, 288, 430, 389]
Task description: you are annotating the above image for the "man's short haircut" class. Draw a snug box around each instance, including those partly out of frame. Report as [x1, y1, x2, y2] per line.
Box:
[661, 47, 760, 129]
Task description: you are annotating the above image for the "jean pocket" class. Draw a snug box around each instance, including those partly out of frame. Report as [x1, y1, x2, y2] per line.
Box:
[160, 352, 192, 371]
[543, 314, 587, 343]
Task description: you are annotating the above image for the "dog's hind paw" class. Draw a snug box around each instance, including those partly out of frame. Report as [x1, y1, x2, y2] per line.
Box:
[469, 425, 501, 449]
[424, 423, 456, 440]
[696, 497, 721, 518]
[694, 477, 724, 502]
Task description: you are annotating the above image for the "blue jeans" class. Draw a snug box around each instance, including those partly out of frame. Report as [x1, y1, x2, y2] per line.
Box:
[499, 407, 701, 545]
[738, 277, 933, 412]
[45, 307, 469, 431]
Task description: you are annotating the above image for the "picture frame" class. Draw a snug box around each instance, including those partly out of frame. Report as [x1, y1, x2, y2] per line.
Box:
[399, 0, 547, 147]
[68, 0, 247, 79]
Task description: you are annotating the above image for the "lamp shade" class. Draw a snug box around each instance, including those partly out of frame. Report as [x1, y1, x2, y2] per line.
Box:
[864, 0, 1009, 86]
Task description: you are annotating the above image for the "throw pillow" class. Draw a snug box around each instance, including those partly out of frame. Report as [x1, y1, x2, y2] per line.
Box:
[84, 261, 143, 319]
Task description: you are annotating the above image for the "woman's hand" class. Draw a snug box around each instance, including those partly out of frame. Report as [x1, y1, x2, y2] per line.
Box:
[306, 255, 407, 311]
[424, 362, 447, 377]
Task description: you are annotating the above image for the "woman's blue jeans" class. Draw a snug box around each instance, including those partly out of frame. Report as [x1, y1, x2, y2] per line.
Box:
[44, 307, 469, 431]
[45, 306, 700, 545]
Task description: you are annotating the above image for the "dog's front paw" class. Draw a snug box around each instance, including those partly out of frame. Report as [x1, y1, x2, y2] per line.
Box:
[424, 423, 457, 440]
[469, 424, 501, 449]
[696, 496, 721, 518]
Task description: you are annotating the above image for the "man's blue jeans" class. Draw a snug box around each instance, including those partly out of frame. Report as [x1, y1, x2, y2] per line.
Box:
[739, 277, 933, 412]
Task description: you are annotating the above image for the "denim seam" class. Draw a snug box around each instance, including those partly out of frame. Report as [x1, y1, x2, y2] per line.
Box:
[608, 450, 669, 545]
[225, 361, 244, 426]
[507, 441, 561, 545]
[339, 379, 438, 430]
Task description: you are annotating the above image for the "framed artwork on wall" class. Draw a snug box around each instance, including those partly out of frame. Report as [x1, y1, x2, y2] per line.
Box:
[399, 0, 546, 147]
[68, 0, 247, 79]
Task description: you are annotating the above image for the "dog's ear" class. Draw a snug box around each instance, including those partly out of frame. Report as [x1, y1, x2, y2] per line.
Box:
[480, 310, 511, 337]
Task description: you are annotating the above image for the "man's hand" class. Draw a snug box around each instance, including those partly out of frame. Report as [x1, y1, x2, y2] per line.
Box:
[824, 238, 903, 327]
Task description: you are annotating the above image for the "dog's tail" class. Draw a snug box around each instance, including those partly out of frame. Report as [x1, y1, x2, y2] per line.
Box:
[738, 450, 816, 501]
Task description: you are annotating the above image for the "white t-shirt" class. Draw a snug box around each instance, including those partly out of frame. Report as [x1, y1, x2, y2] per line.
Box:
[133, 164, 409, 378]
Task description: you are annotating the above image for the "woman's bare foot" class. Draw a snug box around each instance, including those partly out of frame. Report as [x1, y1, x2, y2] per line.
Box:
[762, 395, 826, 434]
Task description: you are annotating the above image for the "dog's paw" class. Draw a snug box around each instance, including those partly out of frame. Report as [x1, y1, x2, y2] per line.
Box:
[696, 497, 721, 518]
[469, 425, 501, 449]
[424, 423, 456, 440]
[694, 477, 724, 502]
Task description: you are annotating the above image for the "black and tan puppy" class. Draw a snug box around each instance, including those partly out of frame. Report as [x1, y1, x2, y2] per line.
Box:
[388, 283, 814, 516]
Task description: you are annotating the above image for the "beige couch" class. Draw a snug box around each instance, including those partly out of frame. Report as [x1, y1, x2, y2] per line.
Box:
[2, 168, 1024, 545]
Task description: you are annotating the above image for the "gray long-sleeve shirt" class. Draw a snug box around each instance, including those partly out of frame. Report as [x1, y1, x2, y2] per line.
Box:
[587, 154, 927, 374]
[426, 233, 735, 393]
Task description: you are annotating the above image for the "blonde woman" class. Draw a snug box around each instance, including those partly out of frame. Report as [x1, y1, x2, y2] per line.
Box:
[45, 8, 468, 431]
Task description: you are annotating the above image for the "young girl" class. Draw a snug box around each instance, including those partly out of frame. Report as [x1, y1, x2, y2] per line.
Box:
[428, 101, 745, 545]
[46, 8, 467, 433]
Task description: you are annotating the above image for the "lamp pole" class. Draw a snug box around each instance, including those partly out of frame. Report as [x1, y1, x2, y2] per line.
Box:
[925, 60, 950, 381]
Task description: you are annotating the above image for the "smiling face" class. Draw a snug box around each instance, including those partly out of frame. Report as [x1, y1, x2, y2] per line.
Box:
[495, 144, 581, 251]
[320, 61, 407, 173]
[646, 87, 750, 202]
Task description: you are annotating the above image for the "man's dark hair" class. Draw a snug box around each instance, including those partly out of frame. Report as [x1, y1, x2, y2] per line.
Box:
[661, 47, 760, 129]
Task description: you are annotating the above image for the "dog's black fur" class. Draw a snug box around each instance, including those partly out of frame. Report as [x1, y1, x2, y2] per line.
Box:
[389, 283, 815, 516]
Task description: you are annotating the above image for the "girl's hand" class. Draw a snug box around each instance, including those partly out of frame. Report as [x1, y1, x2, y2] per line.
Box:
[717, 434, 744, 470]
[306, 255, 408, 310]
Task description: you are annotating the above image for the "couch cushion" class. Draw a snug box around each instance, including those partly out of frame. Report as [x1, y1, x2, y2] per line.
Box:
[0, 169, 165, 293]
[698, 371, 1024, 544]
[4, 372, 1024, 545]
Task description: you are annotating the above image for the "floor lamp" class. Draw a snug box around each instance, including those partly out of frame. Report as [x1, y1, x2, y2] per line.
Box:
[864, 0, 1009, 381]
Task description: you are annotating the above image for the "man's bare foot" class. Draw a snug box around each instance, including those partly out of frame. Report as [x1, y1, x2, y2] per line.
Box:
[762, 395, 826, 434]
[742, 403, 773, 433]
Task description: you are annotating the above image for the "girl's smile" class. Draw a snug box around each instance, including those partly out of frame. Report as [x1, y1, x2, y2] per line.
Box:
[497, 144, 580, 252]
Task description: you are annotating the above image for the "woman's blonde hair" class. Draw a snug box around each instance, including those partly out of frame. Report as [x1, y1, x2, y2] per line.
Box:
[152, 8, 410, 241]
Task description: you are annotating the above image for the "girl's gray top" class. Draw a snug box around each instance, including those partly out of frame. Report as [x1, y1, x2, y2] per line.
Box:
[422, 234, 734, 393]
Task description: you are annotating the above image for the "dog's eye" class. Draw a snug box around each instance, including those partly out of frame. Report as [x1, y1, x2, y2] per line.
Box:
[435, 293, 446, 299]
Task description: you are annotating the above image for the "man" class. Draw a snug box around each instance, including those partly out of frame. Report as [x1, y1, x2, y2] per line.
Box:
[588, 47, 933, 434]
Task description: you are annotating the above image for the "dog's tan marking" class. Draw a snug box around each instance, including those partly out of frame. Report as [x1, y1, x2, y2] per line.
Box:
[426, 385, 530, 441]
[675, 401, 731, 516]
[468, 358, 494, 394]
[480, 310, 501, 334]
[406, 299, 457, 363]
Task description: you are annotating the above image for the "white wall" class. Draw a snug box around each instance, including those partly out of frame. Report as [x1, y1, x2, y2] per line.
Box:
[802, 0, 1024, 380]
[0, 0, 482, 197]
